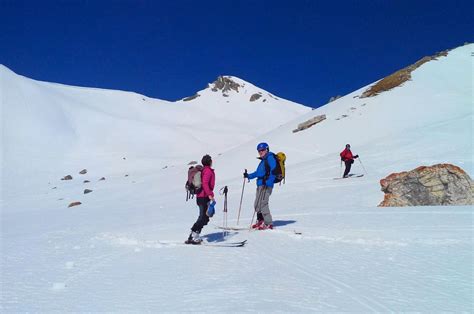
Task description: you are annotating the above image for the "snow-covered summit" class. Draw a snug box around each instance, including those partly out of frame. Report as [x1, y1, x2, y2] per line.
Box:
[183, 75, 281, 100]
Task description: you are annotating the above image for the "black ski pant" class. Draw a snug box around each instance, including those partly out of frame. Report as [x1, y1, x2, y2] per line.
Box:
[343, 160, 353, 177]
[191, 197, 210, 233]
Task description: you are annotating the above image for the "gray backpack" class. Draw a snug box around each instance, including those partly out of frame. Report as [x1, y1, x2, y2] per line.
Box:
[185, 165, 203, 201]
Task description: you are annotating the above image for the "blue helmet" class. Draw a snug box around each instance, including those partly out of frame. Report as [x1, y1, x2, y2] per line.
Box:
[257, 142, 269, 151]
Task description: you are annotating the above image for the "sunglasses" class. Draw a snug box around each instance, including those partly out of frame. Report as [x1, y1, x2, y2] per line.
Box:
[258, 149, 266, 152]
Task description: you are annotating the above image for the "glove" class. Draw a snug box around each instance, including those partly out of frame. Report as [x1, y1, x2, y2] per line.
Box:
[243, 172, 249, 178]
[354, 155, 359, 159]
[341, 157, 345, 161]
[206, 200, 216, 217]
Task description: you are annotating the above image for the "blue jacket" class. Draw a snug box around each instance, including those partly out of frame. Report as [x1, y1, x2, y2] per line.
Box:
[247, 152, 277, 188]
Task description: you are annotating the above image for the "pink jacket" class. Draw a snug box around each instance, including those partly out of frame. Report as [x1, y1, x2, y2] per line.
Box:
[197, 166, 215, 198]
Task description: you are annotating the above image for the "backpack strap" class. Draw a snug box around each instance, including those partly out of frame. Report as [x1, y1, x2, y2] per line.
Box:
[263, 152, 276, 183]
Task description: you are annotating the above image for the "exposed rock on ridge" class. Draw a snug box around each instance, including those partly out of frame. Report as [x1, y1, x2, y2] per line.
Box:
[211, 76, 241, 93]
[361, 50, 449, 98]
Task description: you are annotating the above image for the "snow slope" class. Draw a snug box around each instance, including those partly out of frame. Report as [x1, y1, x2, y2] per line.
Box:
[1, 44, 473, 312]
[1, 67, 310, 203]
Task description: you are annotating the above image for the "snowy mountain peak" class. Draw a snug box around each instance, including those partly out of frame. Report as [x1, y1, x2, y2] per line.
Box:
[181, 74, 286, 105]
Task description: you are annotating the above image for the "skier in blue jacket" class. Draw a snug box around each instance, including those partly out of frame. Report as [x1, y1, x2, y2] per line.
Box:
[244, 142, 276, 230]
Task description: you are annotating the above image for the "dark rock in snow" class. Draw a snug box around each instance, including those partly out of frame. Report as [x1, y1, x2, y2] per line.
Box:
[250, 93, 262, 102]
[293, 115, 326, 133]
[183, 93, 200, 101]
[329, 95, 342, 102]
[61, 175, 73, 181]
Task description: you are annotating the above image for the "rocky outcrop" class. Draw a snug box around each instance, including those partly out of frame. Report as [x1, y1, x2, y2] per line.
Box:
[61, 175, 73, 180]
[293, 115, 326, 133]
[68, 201, 82, 208]
[79, 169, 87, 174]
[99, 177, 106, 181]
[211, 76, 241, 93]
[379, 164, 473, 207]
[84, 189, 93, 194]
[361, 50, 449, 98]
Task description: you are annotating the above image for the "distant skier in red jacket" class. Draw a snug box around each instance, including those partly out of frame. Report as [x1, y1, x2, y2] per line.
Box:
[340, 144, 359, 178]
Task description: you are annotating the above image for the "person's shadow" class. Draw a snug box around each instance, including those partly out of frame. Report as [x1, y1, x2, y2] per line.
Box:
[202, 231, 238, 243]
[272, 220, 296, 227]
[203, 220, 297, 242]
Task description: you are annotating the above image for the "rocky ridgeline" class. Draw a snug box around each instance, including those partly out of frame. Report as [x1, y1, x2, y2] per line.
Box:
[379, 164, 473, 207]
[361, 50, 449, 98]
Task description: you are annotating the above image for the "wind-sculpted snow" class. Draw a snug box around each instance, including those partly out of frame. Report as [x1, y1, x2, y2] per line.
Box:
[1, 44, 473, 311]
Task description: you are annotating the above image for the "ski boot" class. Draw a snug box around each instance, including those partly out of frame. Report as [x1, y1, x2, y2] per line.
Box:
[258, 223, 273, 230]
[185, 231, 202, 245]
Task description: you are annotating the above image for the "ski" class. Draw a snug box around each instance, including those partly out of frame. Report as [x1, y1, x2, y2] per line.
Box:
[216, 226, 302, 235]
[203, 240, 247, 247]
[333, 174, 364, 180]
[216, 226, 249, 231]
[184, 239, 247, 247]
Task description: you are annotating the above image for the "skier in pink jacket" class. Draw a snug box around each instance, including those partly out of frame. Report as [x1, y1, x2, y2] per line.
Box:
[186, 154, 215, 244]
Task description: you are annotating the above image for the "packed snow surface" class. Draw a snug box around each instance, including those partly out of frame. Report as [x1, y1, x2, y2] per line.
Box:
[1, 44, 473, 311]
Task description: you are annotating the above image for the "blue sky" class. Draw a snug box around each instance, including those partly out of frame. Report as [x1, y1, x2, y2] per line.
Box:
[1, 0, 472, 107]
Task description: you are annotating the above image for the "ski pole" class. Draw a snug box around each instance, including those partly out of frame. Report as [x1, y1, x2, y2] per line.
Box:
[236, 169, 247, 225]
[358, 157, 368, 175]
[220, 186, 228, 238]
[249, 210, 256, 230]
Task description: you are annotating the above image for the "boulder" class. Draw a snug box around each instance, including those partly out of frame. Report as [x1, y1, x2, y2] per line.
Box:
[68, 201, 82, 208]
[61, 175, 73, 180]
[79, 169, 87, 174]
[84, 189, 93, 194]
[379, 164, 473, 207]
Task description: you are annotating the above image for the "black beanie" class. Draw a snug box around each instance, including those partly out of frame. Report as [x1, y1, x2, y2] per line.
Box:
[202, 154, 212, 166]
